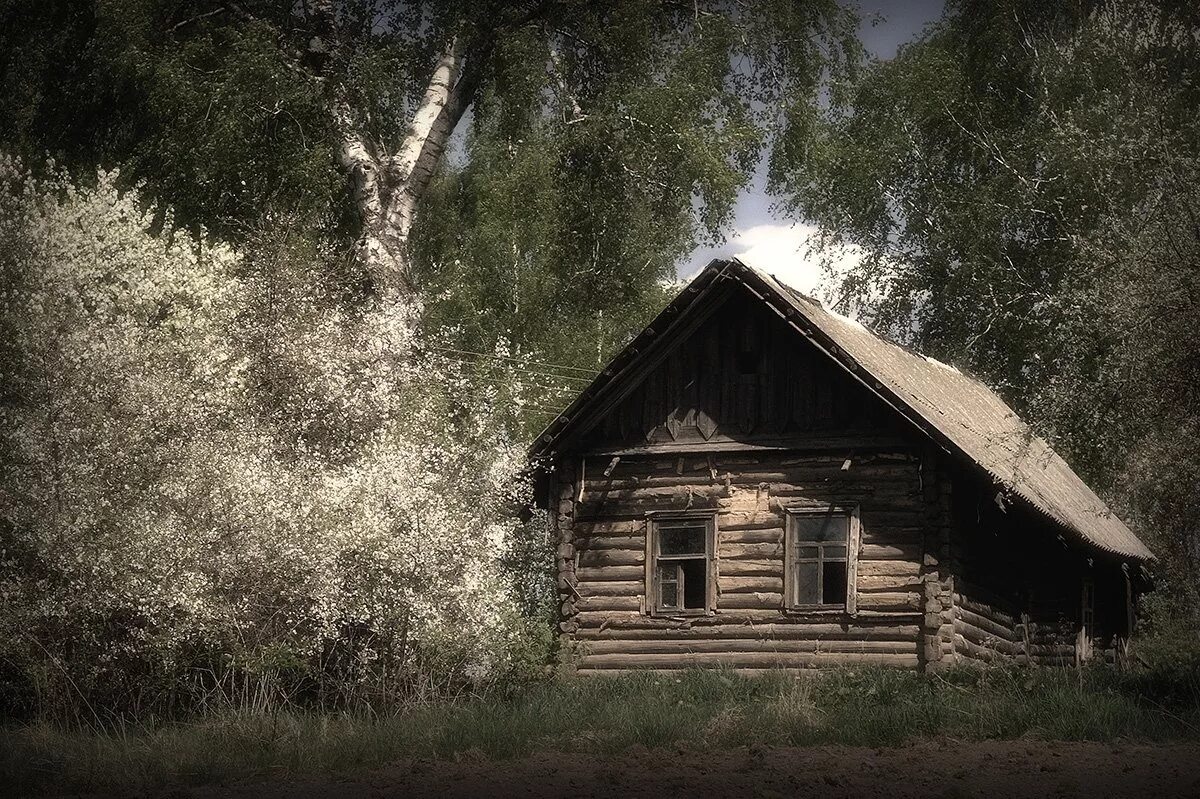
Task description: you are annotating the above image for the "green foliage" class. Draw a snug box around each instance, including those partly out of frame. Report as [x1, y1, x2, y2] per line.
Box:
[0, 160, 552, 722]
[0, 1, 862, 423]
[776, 0, 1200, 619]
[3, 665, 1197, 796]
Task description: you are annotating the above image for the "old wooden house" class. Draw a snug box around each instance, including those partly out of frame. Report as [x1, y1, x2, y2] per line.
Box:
[530, 258, 1154, 673]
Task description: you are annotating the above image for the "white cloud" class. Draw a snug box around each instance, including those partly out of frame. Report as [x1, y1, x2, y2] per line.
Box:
[731, 222, 863, 303]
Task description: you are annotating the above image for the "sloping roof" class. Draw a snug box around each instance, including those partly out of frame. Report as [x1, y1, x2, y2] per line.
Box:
[531, 258, 1153, 563]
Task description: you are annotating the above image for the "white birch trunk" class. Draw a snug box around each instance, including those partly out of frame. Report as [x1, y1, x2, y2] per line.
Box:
[309, 2, 478, 329]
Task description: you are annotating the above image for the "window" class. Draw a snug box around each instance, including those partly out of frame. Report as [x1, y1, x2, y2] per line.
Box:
[785, 507, 860, 613]
[647, 515, 714, 615]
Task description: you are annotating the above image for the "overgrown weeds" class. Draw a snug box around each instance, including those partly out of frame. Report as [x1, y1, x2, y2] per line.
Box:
[3, 662, 1199, 797]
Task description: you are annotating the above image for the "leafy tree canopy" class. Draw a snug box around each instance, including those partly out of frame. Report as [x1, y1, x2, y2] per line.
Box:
[775, 0, 1200, 616]
[0, 0, 861, 392]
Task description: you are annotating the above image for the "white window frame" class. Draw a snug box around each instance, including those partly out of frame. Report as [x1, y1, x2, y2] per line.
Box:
[783, 505, 861, 614]
[645, 512, 716, 617]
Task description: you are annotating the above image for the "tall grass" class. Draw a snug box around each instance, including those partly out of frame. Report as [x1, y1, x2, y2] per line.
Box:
[3, 664, 1198, 797]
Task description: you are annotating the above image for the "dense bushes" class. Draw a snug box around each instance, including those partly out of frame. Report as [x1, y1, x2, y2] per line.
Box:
[0, 160, 554, 722]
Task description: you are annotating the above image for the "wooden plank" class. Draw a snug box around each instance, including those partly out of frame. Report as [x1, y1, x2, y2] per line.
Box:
[721, 542, 784, 560]
[861, 543, 922, 560]
[578, 651, 920, 670]
[856, 592, 921, 612]
[954, 605, 1018, 642]
[857, 560, 921, 577]
[858, 575, 923, 592]
[576, 595, 642, 612]
[719, 592, 784, 609]
[718, 528, 783, 545]
[573, 520, 641, 536]
[576, 565, 644, 583]
[578, 535, 646, 551]
[573, 609, 920, 629]
[577, 624, 920, 642]
[953, 591, 1017, 627]
[719, 576, 785, 594]
[717, 559, 781, 578]
[581, 638, 917, 656]
[577, 549, 644, 568]
[576, 580, 643, 598]
[718, 511, 783, 531]
[954, 619, 1020, 655]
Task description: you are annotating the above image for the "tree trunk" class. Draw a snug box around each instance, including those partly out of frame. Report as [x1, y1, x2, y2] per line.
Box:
[307, 3, 483, 329]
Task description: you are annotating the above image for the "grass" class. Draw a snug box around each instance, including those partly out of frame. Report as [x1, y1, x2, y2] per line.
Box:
[3, 665, 1199, 797]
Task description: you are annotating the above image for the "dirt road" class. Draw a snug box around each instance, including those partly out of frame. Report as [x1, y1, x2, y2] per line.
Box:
[179, 740, 1200, 798]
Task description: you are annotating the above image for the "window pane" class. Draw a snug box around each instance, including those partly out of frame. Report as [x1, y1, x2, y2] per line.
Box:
[796, 546, 819, 559]
[795, 560, 819, 605]
[823, 545, 847, 560]
[660, 581, 678, 608]
[659, 525, 706, 555]
[793, 513, 849, 543]
[823, 561, 847, 606]
[680, 558, 707, 609]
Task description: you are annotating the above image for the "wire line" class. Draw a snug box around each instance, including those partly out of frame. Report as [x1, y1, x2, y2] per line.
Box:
[428, 345, 599, 375]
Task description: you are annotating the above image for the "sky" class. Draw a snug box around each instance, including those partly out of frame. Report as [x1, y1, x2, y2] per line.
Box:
[683, 0, 946, 298]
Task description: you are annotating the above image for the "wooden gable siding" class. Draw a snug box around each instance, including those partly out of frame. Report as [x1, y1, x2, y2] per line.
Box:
[555, 449, 931, 671]
[578, 290, 898, 453]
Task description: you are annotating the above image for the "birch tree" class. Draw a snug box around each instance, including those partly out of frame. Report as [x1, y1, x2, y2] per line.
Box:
[0, 0, 860, 340]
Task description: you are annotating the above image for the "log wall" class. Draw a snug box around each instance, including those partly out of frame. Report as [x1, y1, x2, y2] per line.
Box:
[553, 448, 930, 672]
[947, 474, 1132, 667]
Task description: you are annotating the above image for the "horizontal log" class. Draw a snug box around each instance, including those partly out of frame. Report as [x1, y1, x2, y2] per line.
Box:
[576, 595, 641, 613]
[577, 535, 645, 551]
[576, 623, 920, 642]
[719, 576, 785, 594]
[861, 543, 922, 560]
[857, 592, 921, 612]
[576, 580, 642, 598]
[857, 560, 921, 577]
[954, 620, 1020, 655]
[577, 549, 643, 568]
[575, 565, 644, 583]
[576, 496, 722, 519]
[952, 591, 1017, 627]
[578, 651, 920, 670]
[858, 575, 923, 592]
[718, 511, 784, 531]
[573, 520, 642, 536]
[581, 638, 918, 656]
[721, 542, 784, 560]
[717, 559, 781, 578]
[573, 610, 922, 629]
[954, 605, 1018, 642]
[719, 592, 784, 610]
[718, 527, 783, 544]
[954, 633, 1016, 662]
[587, 464, 921, 492]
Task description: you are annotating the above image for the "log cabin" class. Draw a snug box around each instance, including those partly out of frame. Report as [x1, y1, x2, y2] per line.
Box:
[529, 258, 1154, 673]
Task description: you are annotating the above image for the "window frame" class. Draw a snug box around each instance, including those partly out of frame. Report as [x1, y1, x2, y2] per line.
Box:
[783, 505, 861, 615]
[645, 511, 716, 617]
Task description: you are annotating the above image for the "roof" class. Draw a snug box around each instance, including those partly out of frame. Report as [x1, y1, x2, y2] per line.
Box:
[530, 258, 1153, 563]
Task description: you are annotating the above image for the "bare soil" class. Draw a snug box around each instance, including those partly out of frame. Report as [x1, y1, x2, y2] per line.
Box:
[174, 740, 1200, 799]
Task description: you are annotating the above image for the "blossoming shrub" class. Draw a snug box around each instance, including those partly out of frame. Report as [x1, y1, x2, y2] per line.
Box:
[0, 159, 551, 720]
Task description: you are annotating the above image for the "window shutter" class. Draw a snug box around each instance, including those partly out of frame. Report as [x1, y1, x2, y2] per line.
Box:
[845, 508, 861, 616]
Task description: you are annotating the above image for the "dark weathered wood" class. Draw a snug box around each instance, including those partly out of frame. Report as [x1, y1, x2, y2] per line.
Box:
[581, 638, 917, 656]
[576, 623, 921, 641]
[546, 280, 1134, 676]
[578, 651, 920, 669]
